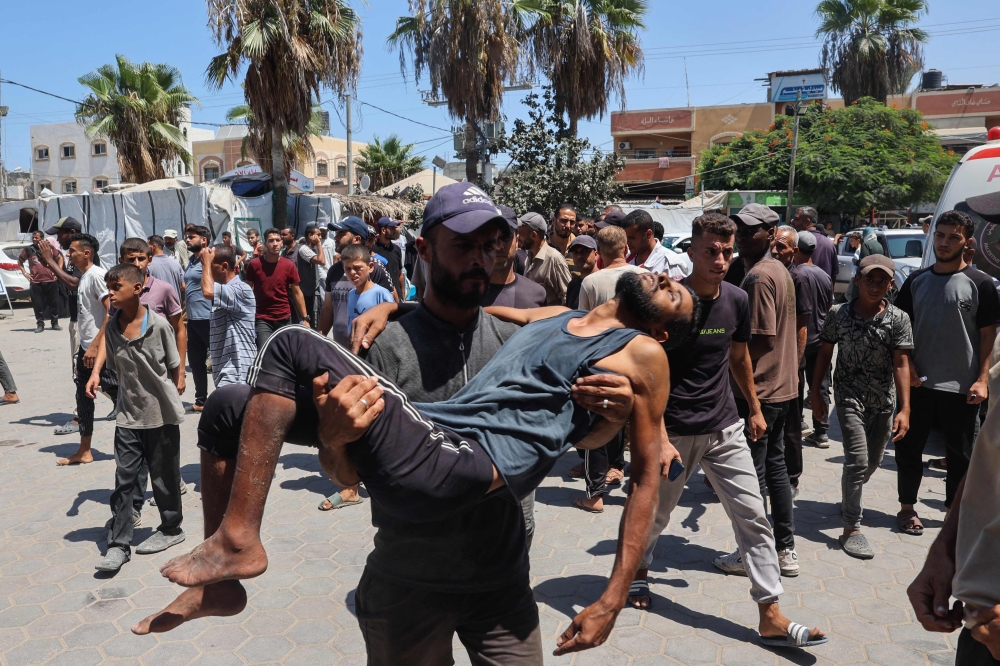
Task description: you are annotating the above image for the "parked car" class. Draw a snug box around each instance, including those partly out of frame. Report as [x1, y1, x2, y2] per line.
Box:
[0, 242, 33, 302]
[662, 234, 692, 254]
[834, 229, 926, 301]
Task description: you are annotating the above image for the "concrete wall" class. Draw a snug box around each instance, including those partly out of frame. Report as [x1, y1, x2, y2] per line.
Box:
[30, 122, 120, 194]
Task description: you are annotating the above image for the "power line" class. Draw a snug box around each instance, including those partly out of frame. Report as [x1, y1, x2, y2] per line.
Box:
[345, 99, 452, 133]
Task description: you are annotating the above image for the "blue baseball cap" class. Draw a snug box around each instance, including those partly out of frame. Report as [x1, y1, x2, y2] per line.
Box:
[377, 216, 401, 228]
[335, 216, 368, 240]
[496, 205, 518, 236]
[420, 183, 506, 237]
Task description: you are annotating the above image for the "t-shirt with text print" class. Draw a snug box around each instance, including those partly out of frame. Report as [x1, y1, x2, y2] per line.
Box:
[664, 280, 751, 436]
[820, 300, 913, 413]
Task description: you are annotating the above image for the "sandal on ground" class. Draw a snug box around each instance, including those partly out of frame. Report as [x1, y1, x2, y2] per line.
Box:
[896, 510, 924, 536]
[627, 579, 651, 609]
[839, 533, 875, 560]
[759, 622, 828, 648]
[54, 421, 80, 435]
[572, 497, 603, 513]
[605, 468, 625, 486]
[319, 494, 366, 511]
[567, 463, 585, 479]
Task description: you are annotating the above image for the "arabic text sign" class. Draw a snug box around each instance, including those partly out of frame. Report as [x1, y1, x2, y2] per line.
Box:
[917, 89, 1000, 117]
[612, 109, 693, 133]
[771, 73, 827, 102]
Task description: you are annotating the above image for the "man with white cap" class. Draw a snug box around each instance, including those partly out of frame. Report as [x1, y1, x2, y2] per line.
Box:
[518, 211, 571, 305]
[163, 230, 188, 270]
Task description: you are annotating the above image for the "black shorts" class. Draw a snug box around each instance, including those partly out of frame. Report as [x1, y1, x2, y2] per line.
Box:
[197, 326, 496, 523]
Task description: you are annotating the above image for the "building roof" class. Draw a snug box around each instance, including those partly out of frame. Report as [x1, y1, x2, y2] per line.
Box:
[213, 125, 249, 141]
[374, 168, 459, 196]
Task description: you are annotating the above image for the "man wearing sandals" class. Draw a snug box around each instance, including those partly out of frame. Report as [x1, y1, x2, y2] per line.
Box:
[810, 255, 912, 558]
[624, 213, 826, 648]
[894, 210, 999, 536]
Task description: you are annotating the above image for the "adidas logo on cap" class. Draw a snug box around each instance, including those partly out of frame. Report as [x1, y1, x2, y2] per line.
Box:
[462, 186, 492, 205]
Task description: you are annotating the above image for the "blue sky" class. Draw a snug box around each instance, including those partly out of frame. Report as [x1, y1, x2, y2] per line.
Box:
[2, 0, 998, 173]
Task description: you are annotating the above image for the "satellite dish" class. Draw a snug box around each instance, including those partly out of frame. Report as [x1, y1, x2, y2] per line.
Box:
[359, 175, 371, 193]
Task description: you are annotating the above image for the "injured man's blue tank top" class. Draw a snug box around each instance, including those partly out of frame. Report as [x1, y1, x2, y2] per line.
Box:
[416, 311, 645, 500]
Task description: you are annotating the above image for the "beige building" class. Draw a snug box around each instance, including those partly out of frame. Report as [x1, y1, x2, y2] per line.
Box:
[191, 127, 366, 193]
[612, 68, 1000, 196]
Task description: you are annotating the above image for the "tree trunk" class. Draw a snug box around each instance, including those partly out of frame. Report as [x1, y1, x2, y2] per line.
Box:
[465, 121, 479, 184]
[271, 125, 288, 229]
[568, 115, 579, 139]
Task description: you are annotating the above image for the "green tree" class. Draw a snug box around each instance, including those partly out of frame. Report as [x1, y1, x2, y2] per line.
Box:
[698, 98, 958, 215]
[206, 0, 363, 227]
[533, 0, 647, 138]
[388, 0, 543, 184]
[491, 89, 625, 214]
[225, 102, 327, 176]
[817, 0, 928, 105]
[76, 55, 199, 184]
[355, 135, 426, 192]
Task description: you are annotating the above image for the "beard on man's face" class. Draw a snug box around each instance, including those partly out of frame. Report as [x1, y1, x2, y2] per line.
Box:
[615, 271, 666, 324]
[429, 246, 491, 309]
[935, 245, 964, 264]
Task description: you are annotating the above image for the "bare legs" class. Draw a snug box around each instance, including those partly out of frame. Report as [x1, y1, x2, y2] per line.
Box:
[132, 450, 246, 634]
[159, 391, 296, 588]
[57, 435, 94, 465]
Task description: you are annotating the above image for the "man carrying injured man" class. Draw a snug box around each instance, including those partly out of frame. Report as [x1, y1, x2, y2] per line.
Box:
[134, 189, 696, 655]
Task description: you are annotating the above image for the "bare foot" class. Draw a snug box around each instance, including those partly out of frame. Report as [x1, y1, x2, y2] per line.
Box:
[160, 532, 267, 587]
[131, 581, 247, 634]
[340, 487, 360, 503]
[57, 450, 93, 466]
[759, 604, 825, 642]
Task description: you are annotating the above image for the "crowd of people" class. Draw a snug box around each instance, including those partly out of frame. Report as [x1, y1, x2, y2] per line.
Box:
[6, 181, 1000, 664]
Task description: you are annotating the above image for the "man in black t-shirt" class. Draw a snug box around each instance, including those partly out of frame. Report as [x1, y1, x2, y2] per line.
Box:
[626, 213, 827, 649]
[373, 217, 405, 298]
[481, 205, 547, 309]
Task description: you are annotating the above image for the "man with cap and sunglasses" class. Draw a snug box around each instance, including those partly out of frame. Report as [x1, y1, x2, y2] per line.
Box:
[373, 217, 405, 299]
[728, 203, 802, 577]
[135, 182, 668, 664]
[811, 253, 912, 560]
[565, 235, 599, 309]
[482, 205, 547, 309]
[518, 210, 571, 305]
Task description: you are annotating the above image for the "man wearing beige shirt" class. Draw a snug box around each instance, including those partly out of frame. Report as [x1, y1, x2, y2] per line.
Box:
[549, 204, 578, 277]
[518, 212, 571, 306]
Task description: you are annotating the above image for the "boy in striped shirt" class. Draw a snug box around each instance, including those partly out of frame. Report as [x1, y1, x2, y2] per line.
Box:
[200, 245, 257, 387]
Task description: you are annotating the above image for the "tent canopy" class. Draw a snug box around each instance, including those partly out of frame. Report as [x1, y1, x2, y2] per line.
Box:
[375, 169, 458, 196]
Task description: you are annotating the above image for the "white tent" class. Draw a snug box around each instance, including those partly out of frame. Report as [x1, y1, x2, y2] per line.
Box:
[375, 169, 458, 196]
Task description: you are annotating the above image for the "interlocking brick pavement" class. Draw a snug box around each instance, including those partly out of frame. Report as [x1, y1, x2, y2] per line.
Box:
[0, 303, 960, 664]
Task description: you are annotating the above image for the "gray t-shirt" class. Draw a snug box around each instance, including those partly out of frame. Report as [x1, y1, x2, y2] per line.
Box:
[104, 308, 185, 429]
[896, 266, 1000, 394]
[147, 254, 184, 300]
[363, 305, 527, 592]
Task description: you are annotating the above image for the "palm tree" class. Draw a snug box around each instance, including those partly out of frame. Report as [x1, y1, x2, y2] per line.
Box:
[388, 0, 543, 184]
[206, 0, 363, 227]
[533, 0, 647, 138]
[354, 135, 426, 192]
[76, 55, 199, 184]
[225, 102, 327, 175]
[816, 0, 928, 105]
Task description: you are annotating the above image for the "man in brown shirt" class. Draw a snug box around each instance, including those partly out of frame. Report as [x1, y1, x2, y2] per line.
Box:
[518, 212, 571, 306]
[731, 203, 802, 577]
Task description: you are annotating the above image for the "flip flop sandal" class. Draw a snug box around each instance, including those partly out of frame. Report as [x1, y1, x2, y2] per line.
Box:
[897, 510, 924, 536]
[567, 464, 586, 479]
[758, 622, 828, 648]
[839, 533, 875, 560]
[572, 497, 603, 513]
[627, 579, 651, 609]
[319, 495, 366, 511]
[605, 469, 625, 486]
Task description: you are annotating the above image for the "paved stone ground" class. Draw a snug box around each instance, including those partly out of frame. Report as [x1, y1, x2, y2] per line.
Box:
[0, 303, 960, 665]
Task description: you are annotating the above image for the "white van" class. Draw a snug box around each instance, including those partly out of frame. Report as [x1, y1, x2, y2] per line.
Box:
[921, 128, 1000, 285]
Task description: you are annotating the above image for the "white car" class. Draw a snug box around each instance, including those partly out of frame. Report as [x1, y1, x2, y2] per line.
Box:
[835, 229, 926, 300]
[0, 242, 34, 302]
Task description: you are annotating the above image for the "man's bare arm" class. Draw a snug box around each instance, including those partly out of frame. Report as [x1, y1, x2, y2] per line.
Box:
[908, 475, 965, 633]
[556, 337, 667, 655]
[796, 314, 808, 365]
[318, 293, 334, 336]
[969, 325, 997, 404]
[484, 305, 569, 326]
[168, 312, 188, 396]
[288, 284, 310, 326]
[729, 341, 767, 441]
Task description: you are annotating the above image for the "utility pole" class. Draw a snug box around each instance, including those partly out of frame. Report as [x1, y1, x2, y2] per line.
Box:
[684, 58, 691, 108]
[0, 72, 6, 200]
[785, 90, 802, 224]
[345, 94, 353, 195]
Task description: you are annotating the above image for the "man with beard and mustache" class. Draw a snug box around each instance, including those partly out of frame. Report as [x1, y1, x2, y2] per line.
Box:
[135, 183, 644, 664]
[481, 205, 547, 309]
[317, 217, 395, 348]
[519, 211, 571, 305]
[730, 204, 802, 577]
[182, 226, 214, 412]
[893, 210, 999, 536]
[550, 204, 578, 274]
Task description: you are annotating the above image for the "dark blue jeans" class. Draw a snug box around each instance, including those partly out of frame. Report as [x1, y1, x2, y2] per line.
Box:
[737, 397, 795, 551]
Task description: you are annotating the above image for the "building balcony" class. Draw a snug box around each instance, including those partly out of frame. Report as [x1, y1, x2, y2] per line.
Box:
[615, 157, 694, 184]
[616, 148, 692, 160]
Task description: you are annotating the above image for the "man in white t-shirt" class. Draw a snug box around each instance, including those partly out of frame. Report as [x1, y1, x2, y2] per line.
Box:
[623, 210, 690, 280]
[41, 232, 114, 466]
[579, 226, 648, 311]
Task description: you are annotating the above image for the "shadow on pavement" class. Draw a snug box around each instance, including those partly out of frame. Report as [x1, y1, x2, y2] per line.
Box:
[11, 412, 77, 427]
[40, 443, 114, 462]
